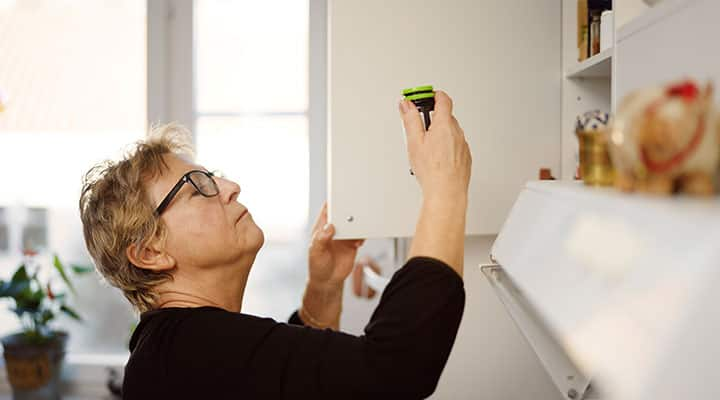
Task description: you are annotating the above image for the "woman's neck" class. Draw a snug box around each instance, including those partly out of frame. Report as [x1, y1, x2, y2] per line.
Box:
[156, 291, 225, 309]
[155, 264, 249, 313]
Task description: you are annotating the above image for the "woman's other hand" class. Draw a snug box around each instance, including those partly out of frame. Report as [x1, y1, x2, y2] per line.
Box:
[302, 202, 364, 329]
[351, 256, 383, 299]
[307, 202, 365, 289]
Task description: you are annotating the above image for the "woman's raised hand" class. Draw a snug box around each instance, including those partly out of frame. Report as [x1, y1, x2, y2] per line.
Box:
[398, 90, 471, 276]
[399, 90, 472, 203]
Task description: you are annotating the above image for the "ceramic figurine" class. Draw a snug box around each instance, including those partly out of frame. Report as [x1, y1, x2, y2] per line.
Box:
[608, 80, 719, 195]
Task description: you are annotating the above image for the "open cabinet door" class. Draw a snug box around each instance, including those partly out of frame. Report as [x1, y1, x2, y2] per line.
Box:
[328, 0, 561, 239]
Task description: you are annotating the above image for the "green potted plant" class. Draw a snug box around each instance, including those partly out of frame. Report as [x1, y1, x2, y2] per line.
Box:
[0, 250, 92, 400]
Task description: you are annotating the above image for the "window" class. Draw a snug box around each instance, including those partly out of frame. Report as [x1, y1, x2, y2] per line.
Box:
[194, 0, 310, 320]
[21, 208, 47, 251]
[0, 0, 145, 354]
[0, 0, 317, 361]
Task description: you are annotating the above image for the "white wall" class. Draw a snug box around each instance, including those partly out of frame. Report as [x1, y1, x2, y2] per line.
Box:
[433, 235, 561, 399]
[341, 236, 561, 400]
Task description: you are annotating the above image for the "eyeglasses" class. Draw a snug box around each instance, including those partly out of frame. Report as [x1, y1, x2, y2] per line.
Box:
[154, 170, 220, 216]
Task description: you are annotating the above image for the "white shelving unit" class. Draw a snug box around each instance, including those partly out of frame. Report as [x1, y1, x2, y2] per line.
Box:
[489, 2, 720, 399]
[565, 48, 612, 79]
[561, 0, 613, 180]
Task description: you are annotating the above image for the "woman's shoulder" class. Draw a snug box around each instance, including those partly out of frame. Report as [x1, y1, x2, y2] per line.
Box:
[130, 306, 280, 351]
[142, 306, 279, 331]
[125, 307, 291, 395]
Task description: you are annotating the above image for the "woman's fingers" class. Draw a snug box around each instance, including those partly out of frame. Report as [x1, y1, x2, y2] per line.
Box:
[451, 116, 466, 139]
[364, 257, 381, 272]
[433, 90, 453, 121]
[352, 256, 379, 298]
[399, 99, 425, 148]
[311, 223, 334, 250]
[400, 89, 470, 198]
[311, 202, 328, 234]
[332, 238, 364, 249]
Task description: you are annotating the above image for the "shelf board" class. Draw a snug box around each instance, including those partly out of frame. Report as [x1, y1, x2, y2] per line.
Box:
[565, 48, 612, 79]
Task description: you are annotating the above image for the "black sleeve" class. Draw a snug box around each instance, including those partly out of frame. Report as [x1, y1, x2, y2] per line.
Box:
[175, 256, 465, 399]
[288, 310, 305, 326]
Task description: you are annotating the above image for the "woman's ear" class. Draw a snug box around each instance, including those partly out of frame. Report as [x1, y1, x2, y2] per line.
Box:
[126, 240, 176, 272]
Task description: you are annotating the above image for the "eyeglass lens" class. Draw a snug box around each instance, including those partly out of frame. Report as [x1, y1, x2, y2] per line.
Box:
[188, 171, 219, 196]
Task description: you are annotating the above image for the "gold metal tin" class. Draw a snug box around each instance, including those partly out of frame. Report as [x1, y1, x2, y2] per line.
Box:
[577, 129, 615, 186]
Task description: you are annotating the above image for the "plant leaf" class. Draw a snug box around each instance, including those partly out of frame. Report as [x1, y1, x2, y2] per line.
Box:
[11, 265, 29, 284]
[53, 254, 76, 295]
[15, 286, 44, 312]
[60, 304, 82, 321]
[2, 279, 30, 299]
[70, 264, 94, 274]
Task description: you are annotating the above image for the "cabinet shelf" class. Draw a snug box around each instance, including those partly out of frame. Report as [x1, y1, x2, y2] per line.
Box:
[565, 48, 612, 78]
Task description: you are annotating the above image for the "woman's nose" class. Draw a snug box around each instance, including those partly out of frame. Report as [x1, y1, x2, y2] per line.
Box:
[217, 177, 241, 203]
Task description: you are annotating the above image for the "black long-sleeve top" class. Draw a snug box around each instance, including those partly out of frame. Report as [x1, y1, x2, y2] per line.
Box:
[122, 256, 465, 399]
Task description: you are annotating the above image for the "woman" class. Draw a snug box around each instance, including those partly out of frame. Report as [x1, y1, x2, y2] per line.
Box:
[79, 90, 471, 399]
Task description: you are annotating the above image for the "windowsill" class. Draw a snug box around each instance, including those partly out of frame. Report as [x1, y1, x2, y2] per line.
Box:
[0, 352, 127, 398]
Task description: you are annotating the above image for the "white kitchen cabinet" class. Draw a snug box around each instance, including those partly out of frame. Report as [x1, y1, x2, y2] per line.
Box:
[327, 0, 561, 239]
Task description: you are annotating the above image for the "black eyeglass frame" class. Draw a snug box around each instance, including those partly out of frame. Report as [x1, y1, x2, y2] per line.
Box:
[154, 170, 220, 216]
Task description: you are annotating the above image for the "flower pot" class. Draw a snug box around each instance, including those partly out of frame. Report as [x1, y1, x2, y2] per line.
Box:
[1, 331, 68, 400]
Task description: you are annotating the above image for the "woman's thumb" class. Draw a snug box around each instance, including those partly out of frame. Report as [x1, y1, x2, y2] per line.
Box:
[313, 223, 334, 246]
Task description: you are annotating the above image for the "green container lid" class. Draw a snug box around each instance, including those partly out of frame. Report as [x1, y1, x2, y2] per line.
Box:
[404, 92, 435, 101]
[402, 85, 434, 99]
